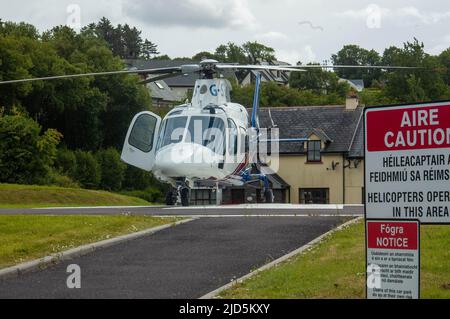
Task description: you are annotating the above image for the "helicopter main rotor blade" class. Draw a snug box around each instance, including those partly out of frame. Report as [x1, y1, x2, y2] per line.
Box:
[0, 67, 183, 85]
[216, 65, 306, 72]
[139, 72, 189, 85]
[287, 65, 419, 70]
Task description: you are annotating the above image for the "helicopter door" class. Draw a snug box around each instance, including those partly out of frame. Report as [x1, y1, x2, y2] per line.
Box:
[121, 111, 161, 171]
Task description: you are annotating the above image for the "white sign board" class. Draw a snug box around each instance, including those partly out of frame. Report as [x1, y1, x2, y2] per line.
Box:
[366, 220, 420, 299]
[365, 101, 450, 224]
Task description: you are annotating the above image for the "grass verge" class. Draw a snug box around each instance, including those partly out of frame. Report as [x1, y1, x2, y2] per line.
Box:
[0, 215, 182, 269]
[0, 183, 152, 208]
[219, 220, 450, 299]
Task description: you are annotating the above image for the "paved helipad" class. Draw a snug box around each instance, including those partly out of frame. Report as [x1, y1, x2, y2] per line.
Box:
[0, 216, 351, 299]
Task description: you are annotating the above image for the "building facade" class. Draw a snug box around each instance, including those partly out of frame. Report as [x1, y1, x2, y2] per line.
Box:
[195, 103, 365, 206]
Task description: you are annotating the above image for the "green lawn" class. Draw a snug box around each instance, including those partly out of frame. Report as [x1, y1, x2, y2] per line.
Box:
[0, 183, 152, 208]
[219, 220, 450, 299]
[0, 215, 182, 269]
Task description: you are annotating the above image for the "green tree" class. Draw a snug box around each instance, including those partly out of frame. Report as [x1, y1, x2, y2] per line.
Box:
[331, 44, 382, 86]
[0, 21, 39, 39]
[152, 54, 171, 60]
[55, 148, 77, 178]
[231, 80, 346, 108]
[84, 18, 158, 61]
[192, 41, 277, 64]
[289, 63, 349, 96]
[215, 43, 247, 64]
[192, 51, 216, 61]
[381, 39, 449, 103]
[122, 24, 142, 59]
[439, 47, 450, 85]
[73, 150, 101, 189]
[242, 41, 276, 64]
[140, 39, 159, 60]
[91, 17, 114, 48]
[0, 22, 152, 151]
[96, 148, 126, 191]
[0, 112, 62, 185]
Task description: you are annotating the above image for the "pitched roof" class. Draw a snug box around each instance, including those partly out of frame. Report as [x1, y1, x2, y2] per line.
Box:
[147, 80, 180, 102]
[348, 112, 364, 158]
[339, 79, 365, 92]
[257, 106, 364, 155]
[309, 128, 333, 143]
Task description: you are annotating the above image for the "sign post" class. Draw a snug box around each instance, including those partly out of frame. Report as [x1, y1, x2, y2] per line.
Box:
[364, 101, 450, 299]
[365, 101, 450, 224]
[366, 220, 420, 299]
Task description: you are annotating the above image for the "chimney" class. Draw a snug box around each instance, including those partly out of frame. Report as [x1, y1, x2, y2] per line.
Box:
[345, 91, 359, 110]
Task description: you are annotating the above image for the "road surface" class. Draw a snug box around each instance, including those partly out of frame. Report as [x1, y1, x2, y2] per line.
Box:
[0, 204, 364, 216]
[0, 216, 351, 299]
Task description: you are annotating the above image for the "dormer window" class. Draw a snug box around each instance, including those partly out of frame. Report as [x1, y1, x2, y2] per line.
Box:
[307, 140, 321, 162]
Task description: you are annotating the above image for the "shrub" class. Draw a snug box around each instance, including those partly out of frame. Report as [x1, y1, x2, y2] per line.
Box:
[49, 171, 80, 188]
[96, 148, 126, 191]
[73, 150, 101, 189]
[121, 187, 164, 203]
[54, 148, 77, 178]
[0, 113, 62, 185]
[122, 165, 154, 190]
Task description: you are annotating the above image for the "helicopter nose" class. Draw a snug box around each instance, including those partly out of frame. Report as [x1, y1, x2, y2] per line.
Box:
[154, 143, 219, 177]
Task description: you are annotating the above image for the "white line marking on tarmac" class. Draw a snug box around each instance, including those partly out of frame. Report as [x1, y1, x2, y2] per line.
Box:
[164, 204, 355, 210]
[151, 214, 363, 218]
[33, 206, 162, 210]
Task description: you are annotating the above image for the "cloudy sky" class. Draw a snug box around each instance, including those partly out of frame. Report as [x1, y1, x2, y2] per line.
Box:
[1, 0, 450, 64]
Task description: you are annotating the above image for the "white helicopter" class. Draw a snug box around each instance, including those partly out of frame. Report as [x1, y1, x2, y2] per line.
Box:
[0, 59, 416, 206]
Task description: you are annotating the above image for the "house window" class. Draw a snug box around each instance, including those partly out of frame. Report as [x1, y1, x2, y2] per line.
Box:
[155, 82, 164, 89]
[307, 140, 321, 162]
[299, 188, 329, 204]
[191, 189, 216, 206]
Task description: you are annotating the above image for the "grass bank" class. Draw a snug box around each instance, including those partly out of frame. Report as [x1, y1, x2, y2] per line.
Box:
[0, 183, 151, 208]
[219, 220, 450, 299]
[0, 215, 182, 269]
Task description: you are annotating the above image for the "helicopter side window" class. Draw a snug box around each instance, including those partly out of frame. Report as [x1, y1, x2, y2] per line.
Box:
[128, 113, 158, 153]
[187, 116, 225, 155]
[158, 116, 188, 149]
[227, 119, 238, 156]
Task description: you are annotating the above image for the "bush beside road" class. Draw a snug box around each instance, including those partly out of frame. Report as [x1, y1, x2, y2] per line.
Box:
[219, 220, 450, 299]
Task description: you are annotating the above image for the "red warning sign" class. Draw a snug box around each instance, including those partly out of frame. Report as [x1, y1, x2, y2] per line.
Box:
[366, 105, 450, 152]
[367, 221, 419, 250]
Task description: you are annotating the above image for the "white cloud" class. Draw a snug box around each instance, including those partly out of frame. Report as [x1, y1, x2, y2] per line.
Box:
[428, 34, 450, 55]
[397, 7, 450, 25]
[336, 5, 450, 26]
[337, 5, 390, 20]
[277, 46, 317, 65]
[123, 0, 257, 30]
[256, 31, 288, 41]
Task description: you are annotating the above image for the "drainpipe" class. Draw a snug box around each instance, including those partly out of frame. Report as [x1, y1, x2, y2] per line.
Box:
[342, 154, 346, 205]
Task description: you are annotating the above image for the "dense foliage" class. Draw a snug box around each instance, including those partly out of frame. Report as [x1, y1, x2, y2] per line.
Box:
[194, 38, 450, 107]
[231, 80, 347, 107]
[331, 39, 450, 104]
[83, 17, 159, 60]
[0, 21, 152, 151]
[0, 21, 162, 201]
[0, 112, 61, 185]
